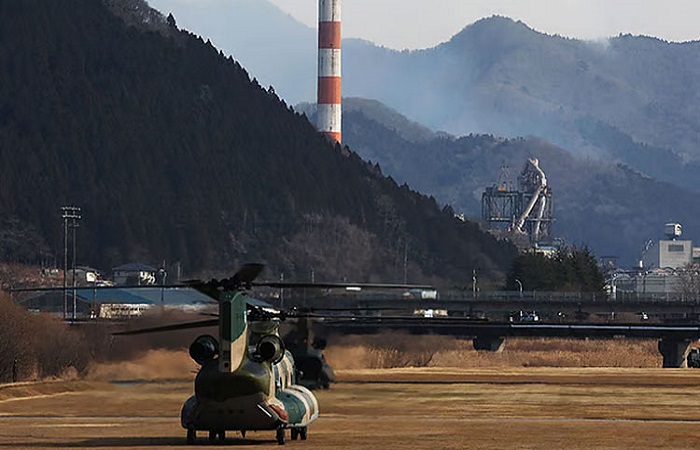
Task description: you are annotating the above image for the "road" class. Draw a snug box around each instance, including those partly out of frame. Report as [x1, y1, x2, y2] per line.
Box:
[2, 368, 700, 449]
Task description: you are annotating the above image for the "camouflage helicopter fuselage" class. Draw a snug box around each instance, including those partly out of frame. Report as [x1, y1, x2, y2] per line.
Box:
[181, 291, 318, 444]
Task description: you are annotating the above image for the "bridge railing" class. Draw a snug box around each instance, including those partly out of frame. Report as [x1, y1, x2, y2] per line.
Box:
[439, 290, 700, 304]
[278, 289, 700, 306]
[439, 290, 602, 302]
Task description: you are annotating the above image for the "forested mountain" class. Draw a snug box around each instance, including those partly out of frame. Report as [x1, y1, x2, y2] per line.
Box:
[0, 0, 517, 284]
[325, 100, 700, 265]
[164, 2, 700, 193]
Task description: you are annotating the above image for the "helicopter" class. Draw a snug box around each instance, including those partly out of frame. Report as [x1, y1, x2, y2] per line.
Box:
[114, 263, 318, 444]
[112, 263, 432, 444]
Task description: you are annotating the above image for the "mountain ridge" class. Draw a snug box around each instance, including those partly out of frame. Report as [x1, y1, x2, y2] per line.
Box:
[161, 2, 700, 192]
[334, 98, 700, 265]
[0, 0, 516, 285]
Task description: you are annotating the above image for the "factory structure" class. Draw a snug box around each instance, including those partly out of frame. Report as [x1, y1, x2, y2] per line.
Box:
[316, 0, 342, 143]
[612, 223, 700, 299]
[481, 158, 554, 247]
[640, 223, 700, 269]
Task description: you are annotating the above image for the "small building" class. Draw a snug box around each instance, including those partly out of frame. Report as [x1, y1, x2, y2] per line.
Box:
[16, 287, 213, 320]
[642, 239, 693, 270]
[611, 269, 682, 300]
[69, 266, 103, 285]
[112, 262, 157, 285]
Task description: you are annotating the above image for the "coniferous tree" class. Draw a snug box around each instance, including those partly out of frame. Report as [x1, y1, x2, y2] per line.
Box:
[506, 246, 605, 294]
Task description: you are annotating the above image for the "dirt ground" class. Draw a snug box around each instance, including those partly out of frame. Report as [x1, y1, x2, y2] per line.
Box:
[2, 366, 700, 449]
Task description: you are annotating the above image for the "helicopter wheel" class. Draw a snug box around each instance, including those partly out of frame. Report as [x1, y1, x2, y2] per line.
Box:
[300, 427, 307, 440]
[217, 430, 225, 441]
[276, 427, 285, 445]
[290, 428, 299, 441]
[241, 430, 246, 438]
[186, 428, 196, 444]
[209, 430, 217, 442]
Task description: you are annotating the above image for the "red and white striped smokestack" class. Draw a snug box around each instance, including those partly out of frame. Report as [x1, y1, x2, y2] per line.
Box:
[317, 0, 341, 143]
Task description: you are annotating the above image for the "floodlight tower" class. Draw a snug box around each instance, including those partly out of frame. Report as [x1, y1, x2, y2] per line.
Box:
[61, 206, 81, 320]
[317, 0, 341, 143]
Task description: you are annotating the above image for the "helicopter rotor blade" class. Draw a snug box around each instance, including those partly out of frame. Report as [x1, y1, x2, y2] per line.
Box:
[183, 263, 266, 298]
[113, 318, 218, 335]
[254, 282, 435, 289]
[9, 284, 207, 292]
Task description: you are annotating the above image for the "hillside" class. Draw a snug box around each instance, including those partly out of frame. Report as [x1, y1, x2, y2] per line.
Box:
[0, 0, 517, 284]
[162, 3, 700, 193]
[332, 100, 700, 265]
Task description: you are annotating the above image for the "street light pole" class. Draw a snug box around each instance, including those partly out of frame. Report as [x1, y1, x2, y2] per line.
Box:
[515, 279, 523, 298]
[472, 269, 477, 299]
[158, 266, 167, 307]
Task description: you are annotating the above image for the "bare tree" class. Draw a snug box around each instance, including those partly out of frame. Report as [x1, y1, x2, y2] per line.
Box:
[675, 264, 700, 300]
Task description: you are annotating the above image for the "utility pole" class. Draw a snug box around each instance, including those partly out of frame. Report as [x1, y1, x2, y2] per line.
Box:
[62, 209, 68, 320]
[158, 265, 167, 308]
[403, 239, 408, 285]
[279, 272, 285, 309]
[62, 206, 81, 321]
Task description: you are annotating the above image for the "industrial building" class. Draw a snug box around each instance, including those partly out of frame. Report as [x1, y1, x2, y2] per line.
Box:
[612, 223, 700, 299]
[641, 223, 699, 270]
[482, 159, 554, 245]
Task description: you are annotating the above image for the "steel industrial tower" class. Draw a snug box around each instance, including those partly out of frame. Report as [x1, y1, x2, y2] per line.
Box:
[481, 160, 554, 244]
[317, 0, 341, 143]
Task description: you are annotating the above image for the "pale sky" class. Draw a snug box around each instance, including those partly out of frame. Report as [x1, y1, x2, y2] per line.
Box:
[265, 0, 700, 49]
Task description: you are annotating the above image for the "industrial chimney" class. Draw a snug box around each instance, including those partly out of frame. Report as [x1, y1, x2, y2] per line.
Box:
[317, 0, 341, 143]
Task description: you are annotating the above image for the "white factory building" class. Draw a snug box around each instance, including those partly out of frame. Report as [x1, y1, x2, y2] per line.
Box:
[612, 223, 700, 299]
[641, 223, 700, 270]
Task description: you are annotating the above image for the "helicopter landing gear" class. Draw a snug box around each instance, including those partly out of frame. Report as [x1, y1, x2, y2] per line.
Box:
[241, 430, 246, 438]
[276, 427, 285, 445]
[290, 427, 308, 441]
[186, 428, 196, 444]
[209, 430, 225, 442]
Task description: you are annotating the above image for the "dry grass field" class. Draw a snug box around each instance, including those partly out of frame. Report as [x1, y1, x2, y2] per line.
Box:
[323, 334, 663, 369]
[2, 368, 700, 449]
[2, 337, 700, 449]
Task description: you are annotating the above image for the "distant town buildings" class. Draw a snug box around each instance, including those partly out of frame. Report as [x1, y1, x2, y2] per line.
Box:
[612, 223, 700, 299]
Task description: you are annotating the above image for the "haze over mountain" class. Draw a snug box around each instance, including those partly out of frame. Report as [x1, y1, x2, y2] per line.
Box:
[343, 17, 700, 188]
[0, 0, 517, 284]
[157, 1, 700, 194]
[148, 0, 317, 105]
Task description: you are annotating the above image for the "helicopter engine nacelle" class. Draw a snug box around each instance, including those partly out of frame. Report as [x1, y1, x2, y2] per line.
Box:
[189, 334, 219, 365]
[253, 335, 285, 364]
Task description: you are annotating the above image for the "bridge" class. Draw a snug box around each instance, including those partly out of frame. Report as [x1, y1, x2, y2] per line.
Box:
[276, 290, 700, 368]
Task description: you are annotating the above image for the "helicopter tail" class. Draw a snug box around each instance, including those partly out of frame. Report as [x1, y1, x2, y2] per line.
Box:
[219, 291, 248, 372]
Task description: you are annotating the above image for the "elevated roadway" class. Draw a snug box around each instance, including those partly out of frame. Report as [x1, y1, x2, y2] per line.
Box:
[277, 292, 700, 368]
